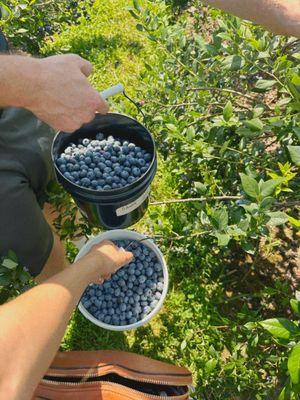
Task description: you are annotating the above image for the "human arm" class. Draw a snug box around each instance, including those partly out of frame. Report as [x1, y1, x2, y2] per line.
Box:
[0, 240, 133, 400]
[0, 54, 109, 132]
[201, 0, 300, 37]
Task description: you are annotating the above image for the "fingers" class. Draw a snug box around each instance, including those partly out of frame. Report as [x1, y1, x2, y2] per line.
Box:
[78, 58, 93, 77]
[116, 249, 133, 268]
[95, 95, 109, 115]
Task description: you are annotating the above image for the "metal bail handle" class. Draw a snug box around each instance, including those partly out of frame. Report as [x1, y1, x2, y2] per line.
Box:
[100, 83, 146, 122]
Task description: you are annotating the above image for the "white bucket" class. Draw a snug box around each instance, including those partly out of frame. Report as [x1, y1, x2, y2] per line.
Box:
[75, 229, 169, 331]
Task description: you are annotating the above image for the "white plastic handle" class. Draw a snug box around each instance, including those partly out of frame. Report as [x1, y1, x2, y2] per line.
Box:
[100, 83, 124, 100]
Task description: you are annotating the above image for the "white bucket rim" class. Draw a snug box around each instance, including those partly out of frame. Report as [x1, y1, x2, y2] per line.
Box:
[75, 229, 168, 331]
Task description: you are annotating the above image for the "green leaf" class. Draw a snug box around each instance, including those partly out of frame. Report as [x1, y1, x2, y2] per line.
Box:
[0, 274, 11, 287]
[133, 0, 141, 11]
[287, 215, 300, 230]
[7, 250, 18, 263]
[255, 79, 277, 90]
[290, 299, 300, 316]
[260, 196, 276, 209]
[136, 23, 144, 32]
[278, 383, 292, 400]
[205, 359, 218, 373]
[266, 211, 288, 226]
[240, 173, 259, 199]
[241, 241, 256, 254]
[259, 318, 300, 340]
[214, 233, 230, 246]
[221, 55, 245, 71]
[2, 258, 18, 270]
[287, 146, 300, 166]
[212, 209, 228, 230]
[260, 178, 283, 198]
[236, 127, 260, 138]
[223, 101, 233, 122]
[288, 343, 300, 385]
[244, 118, 264, 132]
[0, 3, 12, 19]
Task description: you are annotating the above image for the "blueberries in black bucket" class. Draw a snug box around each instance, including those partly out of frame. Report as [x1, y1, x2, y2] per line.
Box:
[80, 240, 165, 326]
[56, 133, 152, 191]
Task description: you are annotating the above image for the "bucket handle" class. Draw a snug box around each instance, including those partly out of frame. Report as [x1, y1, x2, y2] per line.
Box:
[100, 84, 146, 123]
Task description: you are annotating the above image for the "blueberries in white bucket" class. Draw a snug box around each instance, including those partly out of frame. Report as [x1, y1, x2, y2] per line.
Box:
[80, 240, 164, 326]
[56, 133, 152, 191]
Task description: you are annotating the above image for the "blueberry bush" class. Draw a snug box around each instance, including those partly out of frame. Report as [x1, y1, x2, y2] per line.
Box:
[0, 0, 92, 54]
[1, 0, 300, 399]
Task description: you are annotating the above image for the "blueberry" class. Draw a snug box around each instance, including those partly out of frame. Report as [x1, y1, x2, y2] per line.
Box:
[87, 171, 95, 180]
[83, 138, 90, 146]
[120, 170, 129, 179]
[128, 143, 136, 150]
[132, 167, 141, 177]
[104, 167, 112, 174]
[103, 152, 111, 159]
[83, 300, 91, 308]
[96, 133, 104, 140]
[103, 185, 111, 190]
[150, 300, 158, 309]
[104, 315, 111, 324]
[157, 282, 164, 292]
[59, 164, 67, 173]
[66, 163, 74, 172]
[145, 153, 152, 162]
[114, 167, 122, 175]
[138, 158, 146, 167]
[97, 179, 105, 187]
[94, 299, 102, 308]
[129, 317, 137, 324]
[85, 156, 92, 165]
[155, 292, 162, 300]
[105, 176, 113, 185]
[57, 157, 66, 166]
[81, 177, 91, 186]
[119, 154, 126, 163]
[98, 162, 106, 171]
[94, 168, 102, 178]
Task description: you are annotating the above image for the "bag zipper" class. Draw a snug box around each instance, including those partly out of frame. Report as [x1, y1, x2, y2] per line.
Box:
[42, 371, 188, 386]
[41, 378, 186, 399]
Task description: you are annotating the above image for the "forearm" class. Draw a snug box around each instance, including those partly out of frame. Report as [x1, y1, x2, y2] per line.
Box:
[202, 0, 300, 37]
[0, 261, 95, 400]
[0, 55, 39, 108]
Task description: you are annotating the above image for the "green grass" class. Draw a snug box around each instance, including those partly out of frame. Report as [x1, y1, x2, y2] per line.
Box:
[44, 2, 293, 399]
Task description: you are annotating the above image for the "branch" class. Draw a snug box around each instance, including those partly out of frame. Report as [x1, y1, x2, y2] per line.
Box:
[150, 196, 242, 206]
[150, 198, 300, 209]
[188, 86, 256, 101]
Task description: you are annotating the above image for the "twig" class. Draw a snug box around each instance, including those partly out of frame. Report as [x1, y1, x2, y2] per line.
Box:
[187, 114, 217, 126]
[149, 100, 199, 108]
[188, 86, 256, 101]
[150, 198, 300, 209]
[150, 196, 242, 206]
[274, 200, 300, 209]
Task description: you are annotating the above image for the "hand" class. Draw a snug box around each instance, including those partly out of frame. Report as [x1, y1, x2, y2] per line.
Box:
[76, 240, 133, 283]
[23, 54, 109, 132]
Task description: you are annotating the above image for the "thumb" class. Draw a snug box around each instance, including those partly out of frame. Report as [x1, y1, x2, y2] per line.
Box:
[117, 249, 133, 268]
[79, 58, 93, 77]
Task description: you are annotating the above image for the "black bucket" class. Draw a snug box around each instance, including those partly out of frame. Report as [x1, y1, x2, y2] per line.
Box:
[52, 113, 157, 230]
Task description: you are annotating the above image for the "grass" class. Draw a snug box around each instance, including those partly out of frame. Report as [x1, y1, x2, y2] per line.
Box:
[43, 1, 294, 399]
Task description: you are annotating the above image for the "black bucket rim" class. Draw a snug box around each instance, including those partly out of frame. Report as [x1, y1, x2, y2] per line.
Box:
[51, 112, 157, 197]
